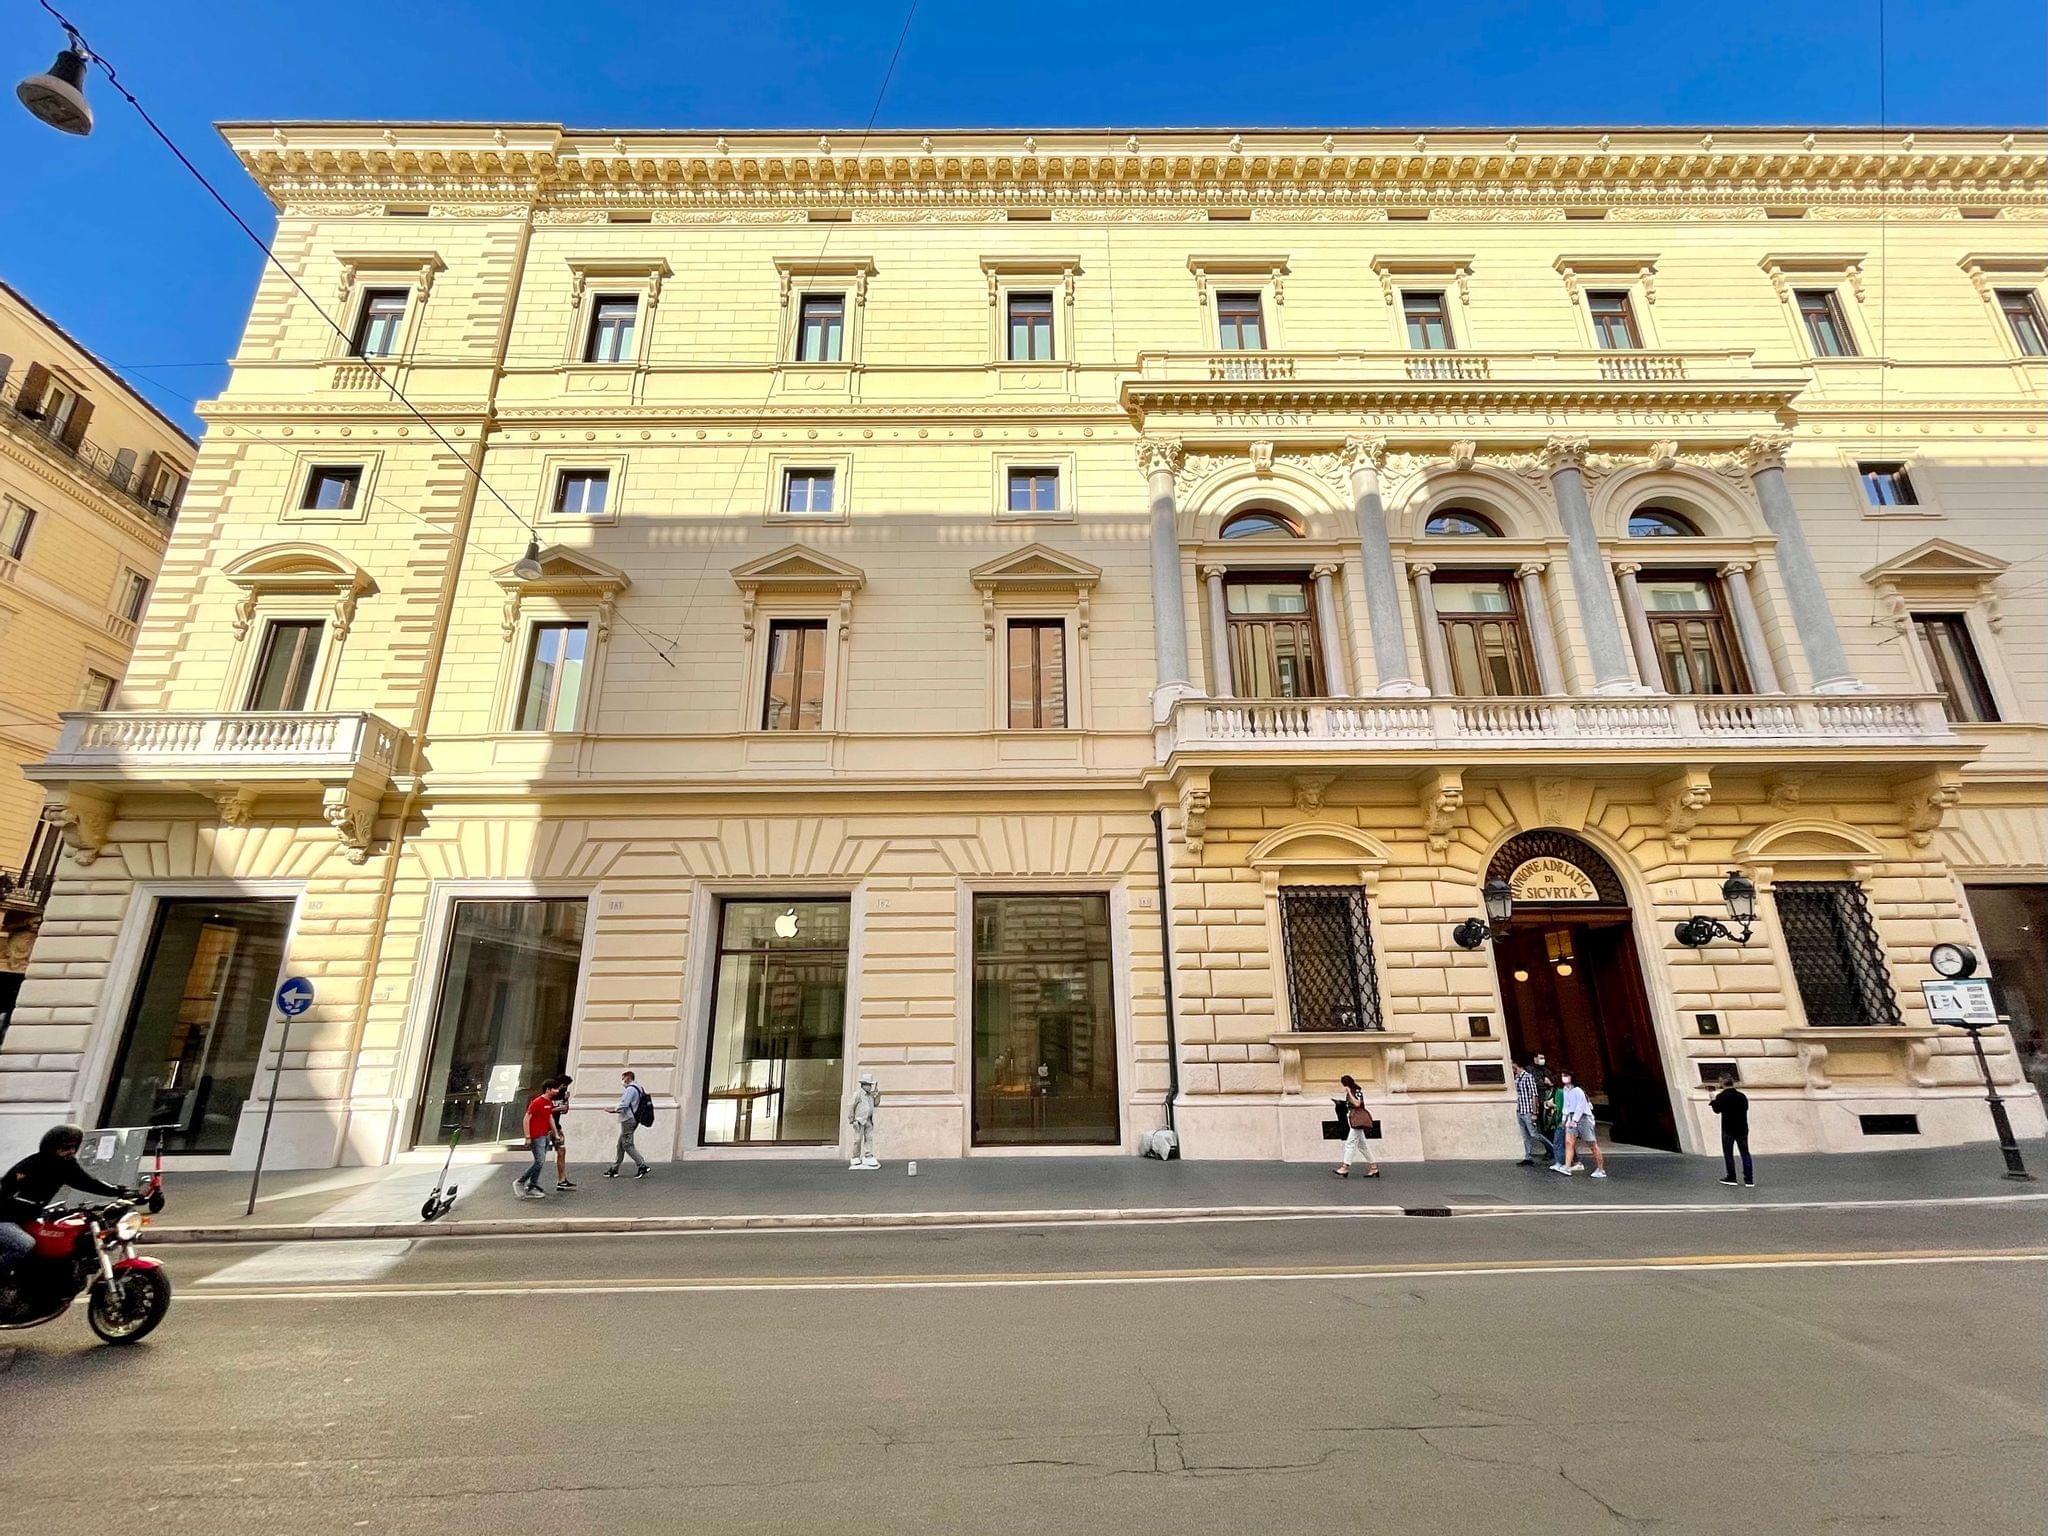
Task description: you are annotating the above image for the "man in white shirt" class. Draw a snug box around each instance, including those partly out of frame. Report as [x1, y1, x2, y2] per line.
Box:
[1549, 1073, 1608, 1178]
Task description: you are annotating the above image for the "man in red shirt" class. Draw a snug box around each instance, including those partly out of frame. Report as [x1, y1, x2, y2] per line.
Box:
[514, 1077, 561, 1200]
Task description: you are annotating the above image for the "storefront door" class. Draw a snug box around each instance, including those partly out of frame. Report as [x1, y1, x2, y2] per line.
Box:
[972, 893, 1120, 1146]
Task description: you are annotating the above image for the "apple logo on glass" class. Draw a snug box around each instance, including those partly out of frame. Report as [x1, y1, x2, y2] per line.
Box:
[773, 909, 800, 940]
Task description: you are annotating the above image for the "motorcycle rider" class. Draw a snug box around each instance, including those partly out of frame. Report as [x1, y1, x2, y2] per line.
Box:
[0, 1125, 130, 1283]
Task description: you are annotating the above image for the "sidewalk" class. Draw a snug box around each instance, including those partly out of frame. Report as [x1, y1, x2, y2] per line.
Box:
[140, 1142, 2047, 1244]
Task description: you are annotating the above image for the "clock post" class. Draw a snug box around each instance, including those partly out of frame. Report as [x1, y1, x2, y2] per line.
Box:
[1923, 945, 2032, 1181]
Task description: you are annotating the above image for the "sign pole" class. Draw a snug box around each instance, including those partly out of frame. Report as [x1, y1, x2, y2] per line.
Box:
[1963, 1025, 2033, 1181]
[246, 976, 316, 1217]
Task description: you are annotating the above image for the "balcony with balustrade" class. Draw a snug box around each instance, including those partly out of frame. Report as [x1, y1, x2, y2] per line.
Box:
[0, 375, 182, 531]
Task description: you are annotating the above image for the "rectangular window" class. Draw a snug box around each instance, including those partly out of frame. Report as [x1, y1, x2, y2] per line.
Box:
[412, 899, 588, 1147]
[1006, 466, 1060, 515]
[1774, 880, 1903, 1028]
[1215, 292, 1265, 350]
[583, 295, 638, 364]
[78, 669, 118, 711]
[98, 896, 295, 1154]
[1279, 886, 1384, 1032]
[781, 469, 836, 516]
[1795, 288, 1857, 357]
[301, 465, 362, 512]
[1998, 289, 2048, 356]
[1963, 884, 2048, 1103]
[1006, 619, 1067, 729]
[38, 381, 78, 439]
[1433, 575, 1536, 697]
[1640, 574, 1749, 696]
[701, 898, 851, 1145]
[146, 461, 185, 511]
[515, 622, 588, 732]
[349, 288, 408, 359]
[119, 572, 151, 623]
[1587, 290, 1642, 349]
[554, 469, 610, 516]
[1006, 292, 1055, 361]
[972, 893, 1119, 1146]
[1857, 461, 1918, 507]
[245, 620, 323, 711]
[1913, 613, 1999, 723]
[796, 293, 846, 362]
[762, 619, 827, 731]
[0, 502, 33, 559]
[1403, 290, 1455, 349]
[1225, 575, 1323, 699]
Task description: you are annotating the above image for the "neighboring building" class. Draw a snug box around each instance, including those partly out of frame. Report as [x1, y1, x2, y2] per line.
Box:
[1, 125, 2042, 1170]
[0, 282, 192, 1016]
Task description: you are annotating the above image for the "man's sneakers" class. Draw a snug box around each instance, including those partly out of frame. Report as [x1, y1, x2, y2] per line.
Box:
[1589, 1169, 1607, 1179]
[1516, 1158, 1535, 1167]
[634, 1164, 650, 1178]
[1719, 1176, 1740, 1186]
[512, 1181, 545, 1200]
[555, 1179, 577, 1192]
[1549, 1162, 1572, 1175]
[1568, 1161, 1586, 1173]
[602, 1166, 620, 1178]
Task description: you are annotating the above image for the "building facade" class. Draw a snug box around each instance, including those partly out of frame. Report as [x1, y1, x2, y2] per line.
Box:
[0, 283, 192, 1011]
[1, 125, 2043, 1170]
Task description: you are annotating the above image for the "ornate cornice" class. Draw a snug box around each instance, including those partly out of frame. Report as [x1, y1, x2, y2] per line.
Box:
[221, 126, 2047, 214]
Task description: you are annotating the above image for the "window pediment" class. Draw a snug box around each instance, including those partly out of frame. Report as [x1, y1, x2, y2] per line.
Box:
[334, 249, 445, 306]
[492, 544, 632, 597]
[221, 543, 374, 640]
[1188, 253, 1290, 306]
[1759, 251, 1866, 302]
[1958, 251, 2048, 301]
[1553, 252, 1659, 304]
[968, 543, 1101, 592]
[1861, 538, 2009, 588]
[980, 255, 1083, 304]
[731, 544, 865, 637]
[1371, 254, 1475, 306]
[773, 256, 877, 306]
[566, 257, 672, 309]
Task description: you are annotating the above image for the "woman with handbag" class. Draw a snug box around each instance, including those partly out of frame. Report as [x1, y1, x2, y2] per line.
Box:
[1334, 1074, 1380, 1178]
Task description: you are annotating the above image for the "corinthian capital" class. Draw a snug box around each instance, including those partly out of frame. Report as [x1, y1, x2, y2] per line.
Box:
[1339, 434, 1388, 476]
[1136, 436, 1184, 479]
[1741, 432, 1791, 473]
[1541, 435, 1591, 473]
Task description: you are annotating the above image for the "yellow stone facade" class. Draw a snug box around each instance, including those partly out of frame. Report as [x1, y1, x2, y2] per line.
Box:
[0, 283, 191, 983]
[2, 126, 2043, 1169]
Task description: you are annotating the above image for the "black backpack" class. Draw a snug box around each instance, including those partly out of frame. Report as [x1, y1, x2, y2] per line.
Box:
[633, 1086, 655, 1128]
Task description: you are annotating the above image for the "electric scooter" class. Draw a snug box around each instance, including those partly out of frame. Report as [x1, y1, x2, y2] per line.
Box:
[420, 1127, 461, 1221]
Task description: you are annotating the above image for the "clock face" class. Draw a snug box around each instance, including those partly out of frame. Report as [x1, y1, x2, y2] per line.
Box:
[1930, 942, 1977, 979]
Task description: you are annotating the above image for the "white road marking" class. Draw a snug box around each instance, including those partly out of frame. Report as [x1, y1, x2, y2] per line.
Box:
[182, 1248, 2048, 1301]
[196, 1239, 415, 1286]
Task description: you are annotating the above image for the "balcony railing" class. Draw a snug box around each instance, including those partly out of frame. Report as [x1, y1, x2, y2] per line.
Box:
[1167, 693, 1956, 753]
[0, 376, 182, 530]
[37, 711, 404, 782]
[1136, 347, 1776, 390]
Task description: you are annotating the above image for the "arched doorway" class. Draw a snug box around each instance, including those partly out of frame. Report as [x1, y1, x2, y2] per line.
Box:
[1487, 831, 1677, 1151]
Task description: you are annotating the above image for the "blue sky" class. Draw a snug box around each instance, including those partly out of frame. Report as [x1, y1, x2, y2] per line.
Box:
[3, 0, 2043, 433]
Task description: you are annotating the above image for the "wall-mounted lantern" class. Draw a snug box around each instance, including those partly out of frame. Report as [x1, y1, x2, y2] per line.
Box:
[1452, 877, 1514, 949]
[1674, 871, 1757, 948]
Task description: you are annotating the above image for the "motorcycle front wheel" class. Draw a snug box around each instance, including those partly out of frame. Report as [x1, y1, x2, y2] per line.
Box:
[87, 1268, 171, 1345]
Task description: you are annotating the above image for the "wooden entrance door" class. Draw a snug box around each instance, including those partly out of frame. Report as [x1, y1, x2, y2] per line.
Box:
[1495, 911, 1677, 1150]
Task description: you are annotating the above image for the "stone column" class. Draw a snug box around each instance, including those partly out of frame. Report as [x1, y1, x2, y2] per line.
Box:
[1719, 560, 1783, 694]
[1544, 436, 1645, 694]
[1201, 565, 1233, 698]
[1744, 433, 1860, 692]
[1311, 563, 1351, 696]
[1612, 562, 1666, 692]
[1341, 435, 1426, 695]
[1410, 561, 1454, 695]
[1515, 561, 1568, 695]
[1138, 437, 1197, 718]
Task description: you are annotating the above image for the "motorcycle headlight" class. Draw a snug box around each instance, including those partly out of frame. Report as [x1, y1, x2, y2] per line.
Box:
[114, 1211, 144, 1241]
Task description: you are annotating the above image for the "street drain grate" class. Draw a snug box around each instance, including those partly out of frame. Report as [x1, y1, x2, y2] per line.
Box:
[1402, 1206, 1454, 1218]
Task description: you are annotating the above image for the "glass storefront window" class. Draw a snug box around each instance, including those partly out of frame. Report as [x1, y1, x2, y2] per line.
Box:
[1966, 884, 2048, 1107]
[701, 899, 851, 1145]
[972, 893, 1119, 1146]
[100, 897, 295, 1154]
[413, 899, 588, 1147]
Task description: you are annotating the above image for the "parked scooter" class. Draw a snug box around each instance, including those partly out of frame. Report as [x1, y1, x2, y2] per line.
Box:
[420, 1127, 462, 1221]
[0, 1195, 170, 1344]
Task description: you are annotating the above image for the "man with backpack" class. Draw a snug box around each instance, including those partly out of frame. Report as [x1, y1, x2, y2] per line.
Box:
[605, 1070, 652, 1179]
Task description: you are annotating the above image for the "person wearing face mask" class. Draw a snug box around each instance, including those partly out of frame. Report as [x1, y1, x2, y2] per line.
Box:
[1549, 1072, 1608, 1178]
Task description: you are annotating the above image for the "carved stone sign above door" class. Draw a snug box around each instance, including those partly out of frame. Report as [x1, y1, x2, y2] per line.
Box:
[1508, 855, 1601, 903]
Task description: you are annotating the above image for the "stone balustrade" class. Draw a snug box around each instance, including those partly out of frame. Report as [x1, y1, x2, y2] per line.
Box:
[42, 710, 403, 778]
[1139, 347, 1766, 388]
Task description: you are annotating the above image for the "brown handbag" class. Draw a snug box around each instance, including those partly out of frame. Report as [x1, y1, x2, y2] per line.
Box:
[1346, 1100, 1374, 1130]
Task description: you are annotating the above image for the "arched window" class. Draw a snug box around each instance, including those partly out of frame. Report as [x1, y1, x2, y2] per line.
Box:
[1219, 509, 1303, 540]
[1628, 506, 1701, 538]
[1425, 507, 1503, 537]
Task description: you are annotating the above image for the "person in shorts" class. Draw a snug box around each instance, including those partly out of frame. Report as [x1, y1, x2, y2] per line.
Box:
[1550, 1073, 1608, 1178]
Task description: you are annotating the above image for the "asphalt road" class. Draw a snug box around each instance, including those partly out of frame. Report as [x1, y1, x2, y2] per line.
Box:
[5, 1203, 2044, 1536]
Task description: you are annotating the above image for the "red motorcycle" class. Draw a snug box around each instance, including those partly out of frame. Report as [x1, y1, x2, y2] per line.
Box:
[0, 1195, 170, 1344]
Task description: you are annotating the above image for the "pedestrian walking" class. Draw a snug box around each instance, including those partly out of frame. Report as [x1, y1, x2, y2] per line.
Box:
[513, 1077, 559, 1199]
[604, 1070, 651, 1180]
[1537, 1060, 1566, 1169]
[1550, 1073, 1607, 1178]
[1332, 1074, 1381, 1178]
[551, 1075, 576, 1192]
[1711, 1074, 1754, 1187]
[1512, 1058, 1547, 1166]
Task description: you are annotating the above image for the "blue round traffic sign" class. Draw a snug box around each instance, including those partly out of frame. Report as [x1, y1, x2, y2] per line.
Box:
[275, 976, 316, 1016]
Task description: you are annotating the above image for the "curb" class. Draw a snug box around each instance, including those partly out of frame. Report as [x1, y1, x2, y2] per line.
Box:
[139, 1189, 2048, 1246]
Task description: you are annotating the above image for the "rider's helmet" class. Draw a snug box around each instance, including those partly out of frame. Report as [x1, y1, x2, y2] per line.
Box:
[39, 1124, 87, 1156]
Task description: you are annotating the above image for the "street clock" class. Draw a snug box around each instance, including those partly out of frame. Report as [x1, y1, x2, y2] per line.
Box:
[1930, 942, 1979, 979]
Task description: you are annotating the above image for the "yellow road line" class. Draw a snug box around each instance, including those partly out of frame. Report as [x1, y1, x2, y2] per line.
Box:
[182, 1246, 2048, 1301]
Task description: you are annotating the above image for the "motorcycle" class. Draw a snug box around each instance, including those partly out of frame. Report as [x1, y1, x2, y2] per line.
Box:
[0, 1196, 171, 1344]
